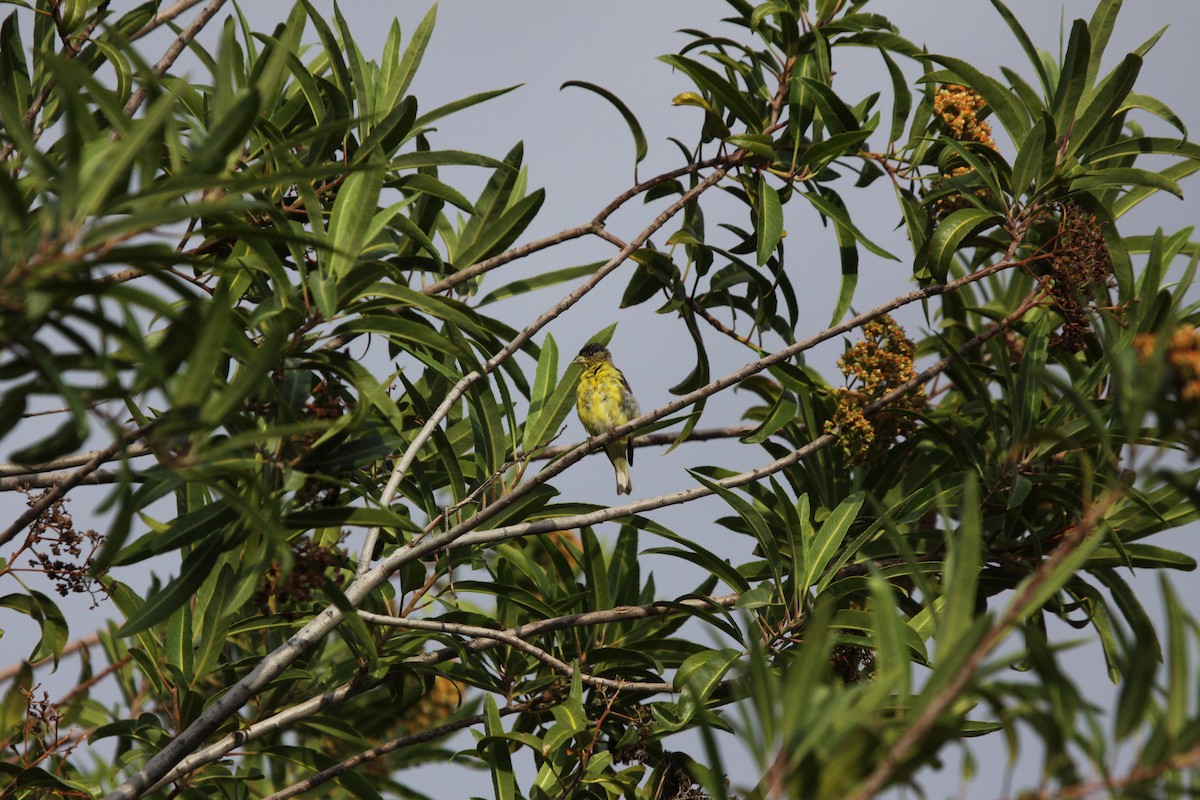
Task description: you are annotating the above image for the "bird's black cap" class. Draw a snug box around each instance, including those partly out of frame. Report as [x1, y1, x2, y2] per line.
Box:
[577, 343, 610, 359]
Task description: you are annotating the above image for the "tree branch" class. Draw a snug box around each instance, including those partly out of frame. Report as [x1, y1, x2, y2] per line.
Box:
[260, 702, 532, 800]
[120, 0, 228, 119]
[0, 426, 151, 549]
[143, 594, 739, 793]
[418, 155, 736, 297]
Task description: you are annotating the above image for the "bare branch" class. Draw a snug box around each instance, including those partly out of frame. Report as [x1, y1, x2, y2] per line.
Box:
[0, 444, 153, 479]
[0, 468, 140, 491]
[121, 0, 228, 119]
[0, 426, 151, 549]
[419, 154, 736, 297]
[532, 426, 756, 461]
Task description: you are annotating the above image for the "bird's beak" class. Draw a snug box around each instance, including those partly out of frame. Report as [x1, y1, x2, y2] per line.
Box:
[571, 355, 585, 366]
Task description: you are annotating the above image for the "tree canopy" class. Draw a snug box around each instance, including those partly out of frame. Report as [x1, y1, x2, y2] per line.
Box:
[2, 0, 1200, 798]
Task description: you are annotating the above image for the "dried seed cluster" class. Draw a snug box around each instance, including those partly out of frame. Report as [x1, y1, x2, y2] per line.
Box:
[256, 537, 347, 614]
[1045, 203, 1114, 352]
[825, 315, 927, 466]
[22, 489, 106, 604]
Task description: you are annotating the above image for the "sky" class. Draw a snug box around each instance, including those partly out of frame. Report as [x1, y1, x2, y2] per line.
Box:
[3, 0, 1200, 797]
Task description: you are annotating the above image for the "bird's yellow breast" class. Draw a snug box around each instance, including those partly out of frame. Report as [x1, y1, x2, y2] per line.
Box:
[576, 362, 631, 435]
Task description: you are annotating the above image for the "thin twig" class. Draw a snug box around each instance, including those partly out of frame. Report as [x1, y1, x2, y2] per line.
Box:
[419, 155, 736, 297]
[120, 0, 228, 119]
[0, 634, 100, 683]
[0, 468, 140, 491]
[0, 426, 151, 549]
[359, 611, 673, 693]
[0, 444, 154, 478]
[131, 0, 210, 39]
[533, 427, 756, 461]
[1031, 739, 1200, 799]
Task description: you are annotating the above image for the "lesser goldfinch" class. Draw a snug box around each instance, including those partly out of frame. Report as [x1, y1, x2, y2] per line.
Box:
[573, 343, 640, 495]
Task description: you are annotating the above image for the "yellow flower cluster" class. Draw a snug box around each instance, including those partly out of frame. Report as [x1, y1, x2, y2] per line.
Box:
[1136, 324, 1200, 403]
[933, 83, 995, 148]
[402, 675, 466, 734]
[930, 84, 997, 217]
[824, 315, 927, 466]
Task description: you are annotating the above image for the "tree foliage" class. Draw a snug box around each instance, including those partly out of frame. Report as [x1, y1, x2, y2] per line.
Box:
[2, 0, 1200, 798]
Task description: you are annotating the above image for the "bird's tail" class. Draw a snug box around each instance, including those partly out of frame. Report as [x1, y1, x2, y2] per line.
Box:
[613, 456, 632, 495]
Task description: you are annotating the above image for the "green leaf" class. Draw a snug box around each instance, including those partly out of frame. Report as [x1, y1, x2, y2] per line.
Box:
[523, 334, 558, 452]
[1117, 93, 1187, 137]
[938, 475, 982, 654]
[801, 189, 898, 260]
[741, 389, 797, 445]
[327, 167, 384, 278]
[392, 6, 436, 104]
[1070, 54, 1141, 156]
[7, 417, 88, 464]
[987, 0, 1053, 97]
[483, 695, 516, 800]
[755, 176, 783, 266]
[1051, 20, 1091, 137]
[562, 80, 647, 171]
[1070, 166, 1183, 200]
[803, 493, 864, 593]
[1010, 112, 1054, 199]
[659, 54, 762, 131]
[478, 261, 601, 306]
[116, 536, 226, 637]
[927, 208, 1000, 281]
[410, 86, 521, 133]
[675, 648, 739, 723]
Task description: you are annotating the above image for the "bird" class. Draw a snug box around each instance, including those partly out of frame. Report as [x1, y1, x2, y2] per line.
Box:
[573, 343, 640, 495]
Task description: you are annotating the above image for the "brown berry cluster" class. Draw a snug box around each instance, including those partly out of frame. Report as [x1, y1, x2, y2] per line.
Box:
[21, 489, 107, 605]
[929, 83, 997, 217]
[256, 537, 347, 615]
[824, 315, 927, 466]
[830, 643, 877, 686]
[1045, 203, 1114, 352]
[293, 377, 349, 508]
[401, 675, 466, 734]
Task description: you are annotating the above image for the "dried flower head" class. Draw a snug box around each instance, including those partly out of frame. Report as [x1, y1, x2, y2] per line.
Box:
[18, 489, 107, 605]
[1045, 203, 1114, 352]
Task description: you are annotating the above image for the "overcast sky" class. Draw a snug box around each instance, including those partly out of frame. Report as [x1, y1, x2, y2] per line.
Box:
[3, 1, 1199, 797]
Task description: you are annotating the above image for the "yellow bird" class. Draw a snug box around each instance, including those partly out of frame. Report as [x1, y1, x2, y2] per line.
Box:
[573, 343, 640, 495]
